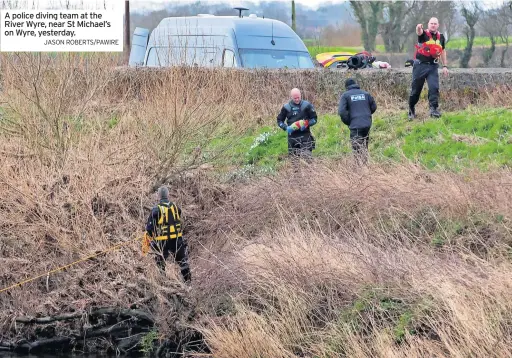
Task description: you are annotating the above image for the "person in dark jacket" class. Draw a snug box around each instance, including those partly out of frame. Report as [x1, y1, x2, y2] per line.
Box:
[277, 88, 318, 160]
[338, 78, 377, 165]
[145, 186, 191, 284]
[408, 18, 449, 120]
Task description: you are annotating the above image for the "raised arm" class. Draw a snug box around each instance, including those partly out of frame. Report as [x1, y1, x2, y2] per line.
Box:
[416, 23, 424, 36]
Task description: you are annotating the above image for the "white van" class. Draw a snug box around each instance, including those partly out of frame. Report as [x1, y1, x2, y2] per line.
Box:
[128, 8, 315, 69]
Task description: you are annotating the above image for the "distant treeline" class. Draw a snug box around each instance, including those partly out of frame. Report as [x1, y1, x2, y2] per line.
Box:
[129, 1, 356, 39]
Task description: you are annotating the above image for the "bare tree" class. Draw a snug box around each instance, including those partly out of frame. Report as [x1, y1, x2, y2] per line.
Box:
[459, 2, 481, 68]
[437, 1, 458, 44]
[349, 1, 383, 52]
[497, 4, 512, 67]
[406, 1, 458, 45]
[379, 1, 417, 53]
[479, 9, 500, 66]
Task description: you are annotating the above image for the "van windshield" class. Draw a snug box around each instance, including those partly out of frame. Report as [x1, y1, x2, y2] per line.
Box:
[238, 49, 314, 69]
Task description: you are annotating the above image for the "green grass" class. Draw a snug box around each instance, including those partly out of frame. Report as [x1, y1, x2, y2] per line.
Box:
[205, 107, 512, 177]
[401, 108, 512, 169]
[303, 39, 319, 47]
[198, 123, 284, 182]
[446, 36, 510, 50]
[324, 286, 435, 354]
[305, 36, 508, 58]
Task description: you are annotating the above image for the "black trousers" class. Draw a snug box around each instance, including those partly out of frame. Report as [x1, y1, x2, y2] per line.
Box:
[288, 133, 315, 159]
[151, 238, 191, 282]
[350, 127, 370, 165]
[409, 61, 440, 109]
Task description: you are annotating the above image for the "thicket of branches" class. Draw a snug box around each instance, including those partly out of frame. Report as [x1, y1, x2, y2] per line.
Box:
[348, 0, 512, 68]
[349, 0, 457, 53]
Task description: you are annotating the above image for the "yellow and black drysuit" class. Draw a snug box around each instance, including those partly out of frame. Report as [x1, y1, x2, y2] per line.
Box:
[145, 200, 191, 282]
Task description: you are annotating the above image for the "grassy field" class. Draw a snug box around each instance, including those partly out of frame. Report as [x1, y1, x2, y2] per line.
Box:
[306, 36, 510, 58]
[207, 107, 512, 181]
[445, 36, 511, 49]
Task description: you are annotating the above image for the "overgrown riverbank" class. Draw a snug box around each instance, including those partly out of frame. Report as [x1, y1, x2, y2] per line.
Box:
[0, 53, 510, 357]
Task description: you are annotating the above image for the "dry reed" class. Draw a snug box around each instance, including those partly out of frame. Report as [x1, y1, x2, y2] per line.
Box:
[0, 53, 510, 357]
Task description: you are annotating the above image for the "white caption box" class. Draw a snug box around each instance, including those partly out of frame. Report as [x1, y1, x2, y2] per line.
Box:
[0, 10, 124, 52]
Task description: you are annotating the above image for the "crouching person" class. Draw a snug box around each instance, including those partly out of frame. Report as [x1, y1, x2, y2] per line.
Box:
[277, 88, 318, 162]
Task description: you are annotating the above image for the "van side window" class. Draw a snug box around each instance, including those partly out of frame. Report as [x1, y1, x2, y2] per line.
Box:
[146, 46, 219, 67]
[223, 49, 236, 67]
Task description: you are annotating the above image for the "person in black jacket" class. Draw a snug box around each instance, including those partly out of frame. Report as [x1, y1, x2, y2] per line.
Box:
[408, 18, 449, 120]
[338, 78, 377, 165]
[145, 186, 191, 284]
[277, 88, 318, 160]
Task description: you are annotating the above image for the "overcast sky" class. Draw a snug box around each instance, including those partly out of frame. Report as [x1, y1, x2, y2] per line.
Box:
[130, 0, 345, 11]
[0, 0, 506, 12]
[133, 0, 506, 11]
[0, 0, 344, 11]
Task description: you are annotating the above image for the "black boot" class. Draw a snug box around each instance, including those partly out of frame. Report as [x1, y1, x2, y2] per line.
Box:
[430, 107, 441, 118]
[408, 106, 416, 120]
[179, 261, 192, 283]
[156, 257, 166, 273]
[182, 269, 191, 284]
